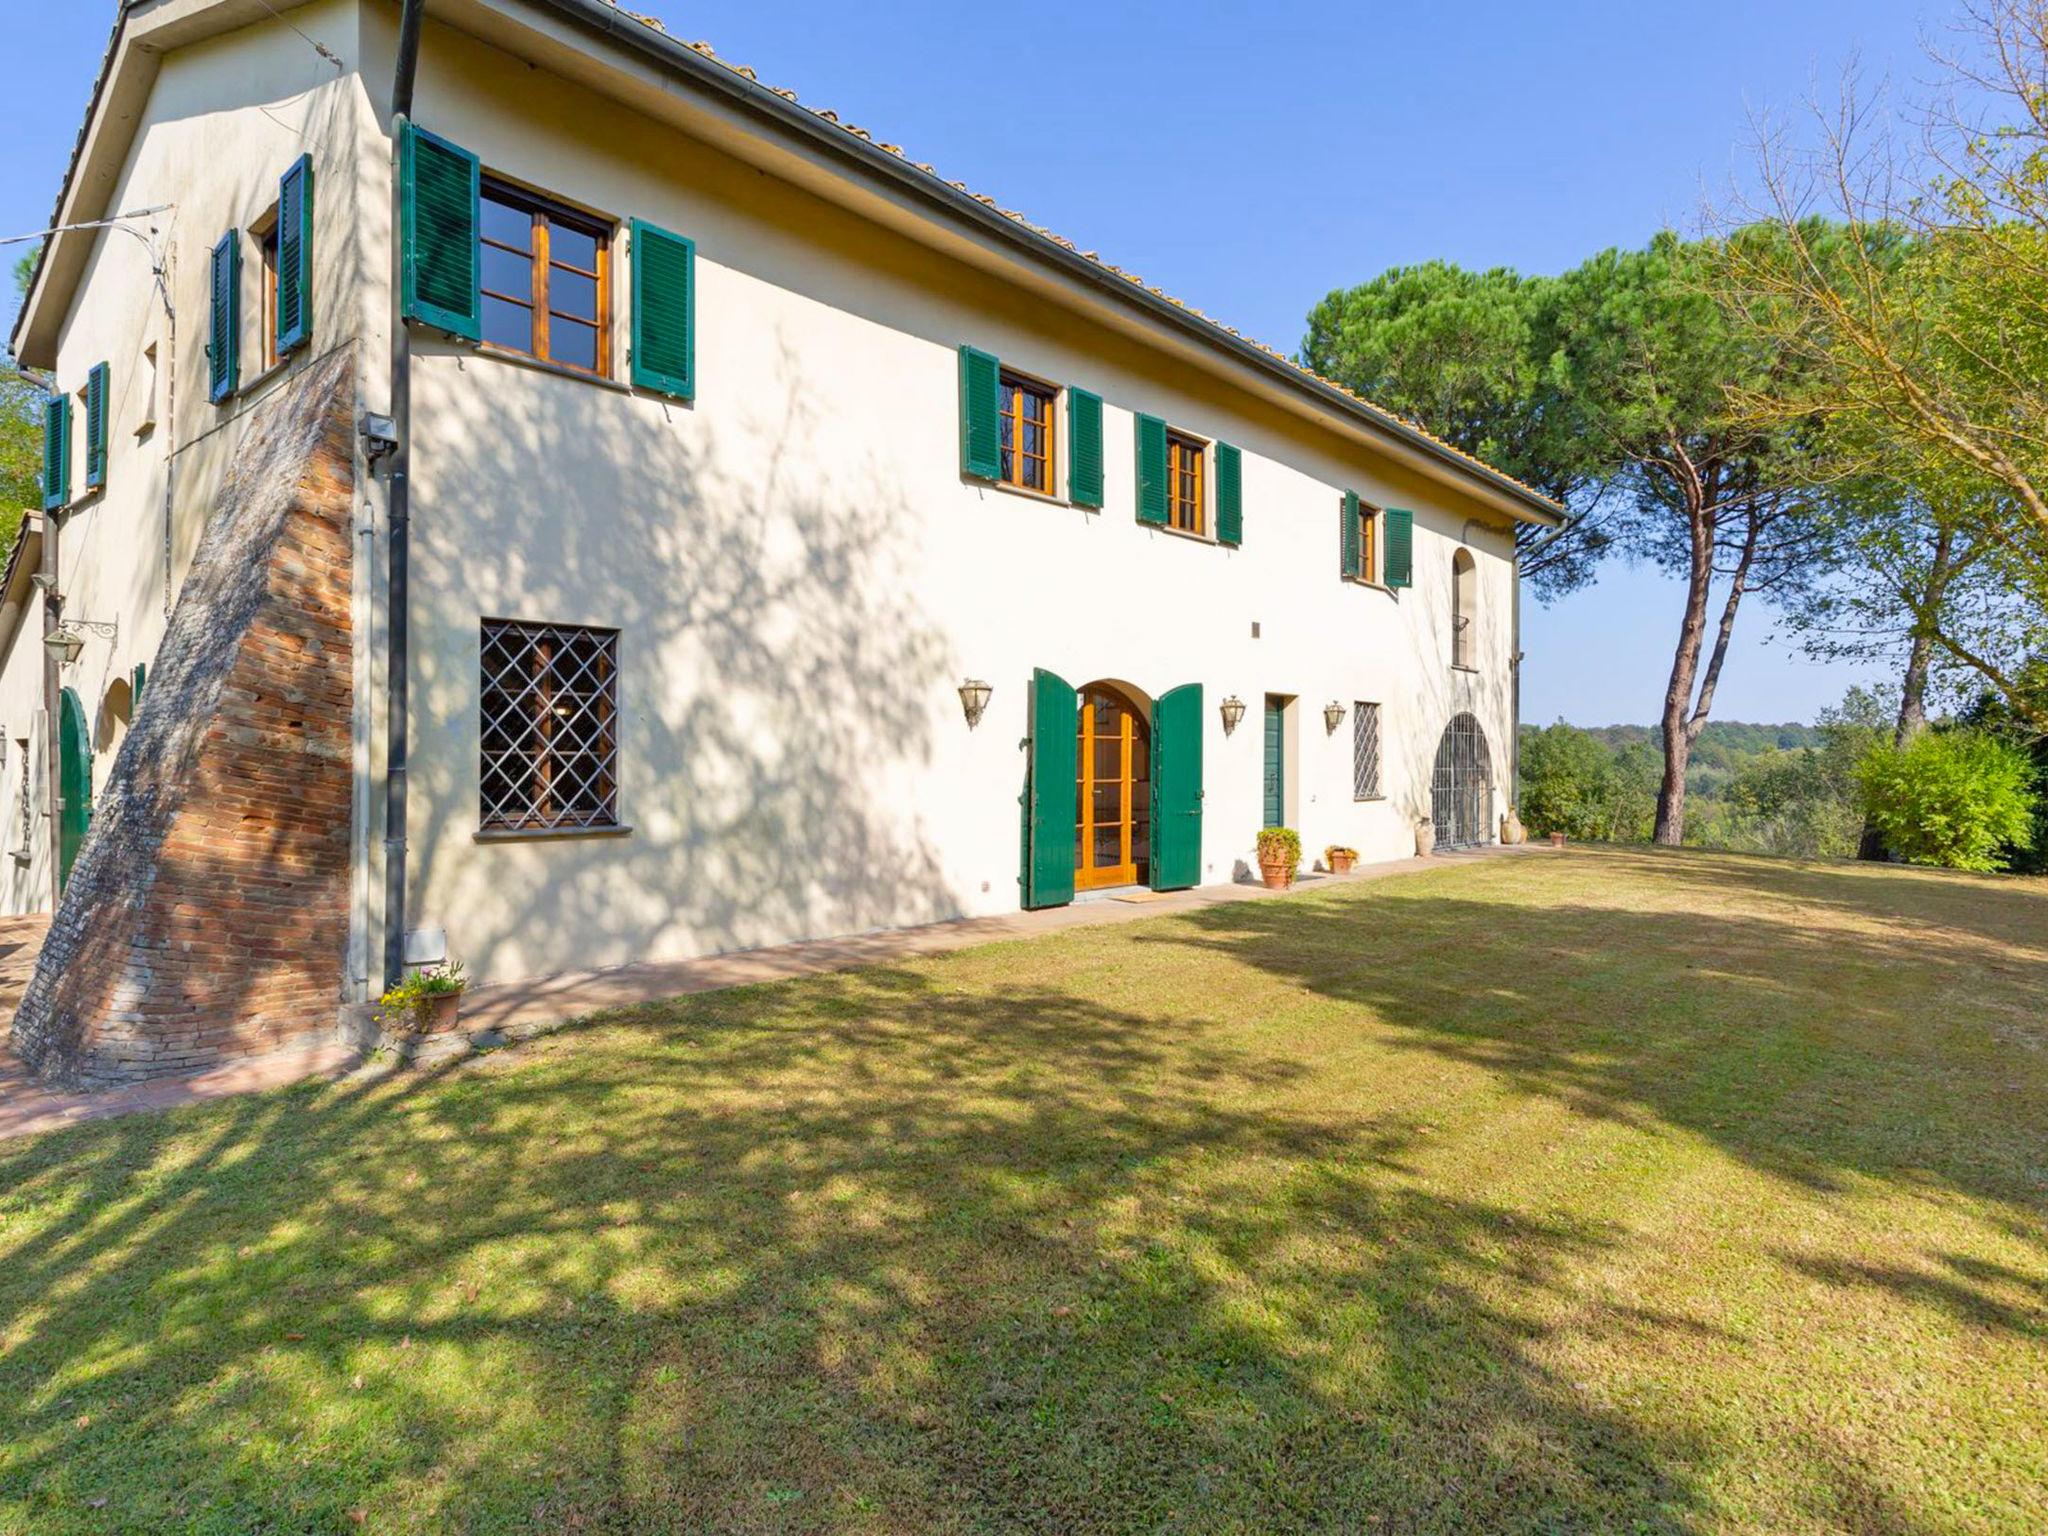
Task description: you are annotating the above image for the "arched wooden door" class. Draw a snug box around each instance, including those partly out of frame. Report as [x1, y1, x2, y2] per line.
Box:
[1075, 683, 1150, 891]
[58, 686, 91, 891]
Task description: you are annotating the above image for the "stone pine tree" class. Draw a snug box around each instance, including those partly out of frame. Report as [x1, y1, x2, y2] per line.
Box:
[1543, 231, 1824, 846]
[1301, 260, 1611, 600]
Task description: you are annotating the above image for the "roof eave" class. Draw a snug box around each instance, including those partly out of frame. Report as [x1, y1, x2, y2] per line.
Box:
[532, 0, 1566, 529]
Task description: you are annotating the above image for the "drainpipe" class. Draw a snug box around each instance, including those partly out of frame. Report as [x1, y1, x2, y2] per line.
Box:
[42, 512, 60, 909]
[382, 0, 426, 989]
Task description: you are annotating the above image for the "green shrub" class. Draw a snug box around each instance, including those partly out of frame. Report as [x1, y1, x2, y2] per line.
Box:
[1857, 730, 2035, 872]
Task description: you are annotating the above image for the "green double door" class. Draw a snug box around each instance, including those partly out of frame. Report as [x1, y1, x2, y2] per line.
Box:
[1024, 670, 1203, 908]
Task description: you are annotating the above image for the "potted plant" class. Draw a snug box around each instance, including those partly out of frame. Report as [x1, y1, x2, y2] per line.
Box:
[1324, 844, 1358, 874]
[1548, 830, 1568, 849]
[1255, 826, 1301, 889]
[376, 960, 468, 1036]
[1415, 818, 1436, 858]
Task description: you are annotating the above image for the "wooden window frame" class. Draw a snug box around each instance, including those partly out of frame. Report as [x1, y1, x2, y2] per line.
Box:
[1355, 500, 1380, 584]
[479, 176, 613, 378]
[254, 212, 282, 373]
[996, 368, 1058, 496]
[1166, 429, 1206, 536]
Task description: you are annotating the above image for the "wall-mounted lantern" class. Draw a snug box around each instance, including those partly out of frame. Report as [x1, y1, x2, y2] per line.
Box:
[1219, 695, 1246, 736]
[1323, 700, 1347, 734]
[42, 617, 115, 666]
[958, 678, 992, 730]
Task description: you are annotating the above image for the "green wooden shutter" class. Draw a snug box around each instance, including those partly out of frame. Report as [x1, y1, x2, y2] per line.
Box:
[958, 345, 1001, 480]
[41, 393, 69, 511]
[84, 362, 109, 490]
[1384, 507, 1414, 588]
[1150, 682, 1204, 891]
[58, 686, 91, 893]
[276, 153, 313, 356]
[631, 219, 695, 400]
[1067, 387, 1103, 507]
[400, 123, 481, 341]
[208, 230, 240, 403]
[1023, 667, 1077, 908]
[132, 662, 147, 702]
[1214, 441, 1242, 545]
[1135, 413, 1168, 525]
[1340, 490, 1361, 579]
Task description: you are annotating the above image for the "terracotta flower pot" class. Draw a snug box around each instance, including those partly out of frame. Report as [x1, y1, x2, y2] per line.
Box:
[1329, 853, 1356, 874]
[1548, 831, 1567, 849]
[421, 989, 464, 1034]
[1258, 859, 1294, 890]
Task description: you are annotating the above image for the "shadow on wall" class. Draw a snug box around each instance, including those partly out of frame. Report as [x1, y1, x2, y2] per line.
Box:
[406, 331, 958, 983]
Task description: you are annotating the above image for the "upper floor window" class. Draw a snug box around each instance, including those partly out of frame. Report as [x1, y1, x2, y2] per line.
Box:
[1452, 548, 1477, 668]
[480, 180, 610, 375]
[1356, 500, 1379, 583]
[255, 211, 282, 371]
[1167, 429, 1205, 535]
[998, 370, 1056, 494]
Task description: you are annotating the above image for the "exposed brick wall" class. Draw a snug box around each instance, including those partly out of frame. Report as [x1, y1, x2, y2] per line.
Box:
[11, 352, 356, 1086]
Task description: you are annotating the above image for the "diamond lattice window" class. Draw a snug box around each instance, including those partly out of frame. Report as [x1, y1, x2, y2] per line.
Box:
[479, 620, 620, 832]
[1353, 701, 1382, 800]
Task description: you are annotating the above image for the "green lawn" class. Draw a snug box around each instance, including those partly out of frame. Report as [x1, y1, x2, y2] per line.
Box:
[2, 847, 2045, 1534]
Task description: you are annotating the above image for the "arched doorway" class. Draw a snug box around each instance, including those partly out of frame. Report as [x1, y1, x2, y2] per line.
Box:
[1431, 712, 1492, 849]
[1075, 681, 1151, 890]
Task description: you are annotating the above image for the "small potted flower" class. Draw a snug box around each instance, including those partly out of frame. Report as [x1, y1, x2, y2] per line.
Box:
[1324, 844, 1358, 874]
[1256, 826, 1301, 890]
[376, 960, 468, 1036]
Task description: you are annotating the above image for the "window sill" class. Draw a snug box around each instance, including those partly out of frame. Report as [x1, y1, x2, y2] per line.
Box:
[978, 476, 1071, 511]
[468, 343, 634, 395]
[1353, 794, 1387, 803]
[1347, 577, 1396, 595]
[474, 824, 634, 844]
[1451, 663, 1481, 675]
[1151, 521, 1215, 547]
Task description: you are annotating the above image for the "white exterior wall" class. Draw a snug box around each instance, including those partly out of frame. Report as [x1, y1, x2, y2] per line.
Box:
[394, 18, 1520, 985]
[11, 0, 1533, 997]
[0, 0, 379, 933]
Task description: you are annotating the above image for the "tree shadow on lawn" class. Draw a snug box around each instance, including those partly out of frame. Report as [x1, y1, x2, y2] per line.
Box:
[2, 962, 1733, 1534]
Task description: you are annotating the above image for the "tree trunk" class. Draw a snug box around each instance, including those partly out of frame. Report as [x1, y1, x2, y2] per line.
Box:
[1653, 527, 1716, 846]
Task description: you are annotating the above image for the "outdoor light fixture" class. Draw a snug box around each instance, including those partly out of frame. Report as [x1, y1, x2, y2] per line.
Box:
[41, 616, 115, 666]
[1323, 700, 1347, 734]
[1220, 695, 1246, 736]
[43, 627, 86, 666]
[958, 678, 992, 729]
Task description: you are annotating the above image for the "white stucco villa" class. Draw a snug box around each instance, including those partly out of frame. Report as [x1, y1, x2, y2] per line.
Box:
[4, 0, 1561, 1082]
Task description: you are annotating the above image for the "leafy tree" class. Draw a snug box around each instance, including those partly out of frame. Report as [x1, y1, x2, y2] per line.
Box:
[1301, 261, 1609, 598]
[2, 245, 48, 544]
[1957, 663, 2048, 873]
[1544, 230, 1827, 846]
[1517, 722, 1657, 842]
[1857, 729, 2036, 871]
[1713, 688, 1887, 858]
[1724, 1, 2048, 728]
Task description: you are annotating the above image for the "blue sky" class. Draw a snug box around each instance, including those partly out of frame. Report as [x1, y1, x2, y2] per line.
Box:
[5, 1, 1940, 724]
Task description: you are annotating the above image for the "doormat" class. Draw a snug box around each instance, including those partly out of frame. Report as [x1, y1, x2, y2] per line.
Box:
[1113, 891, 1173, 904]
